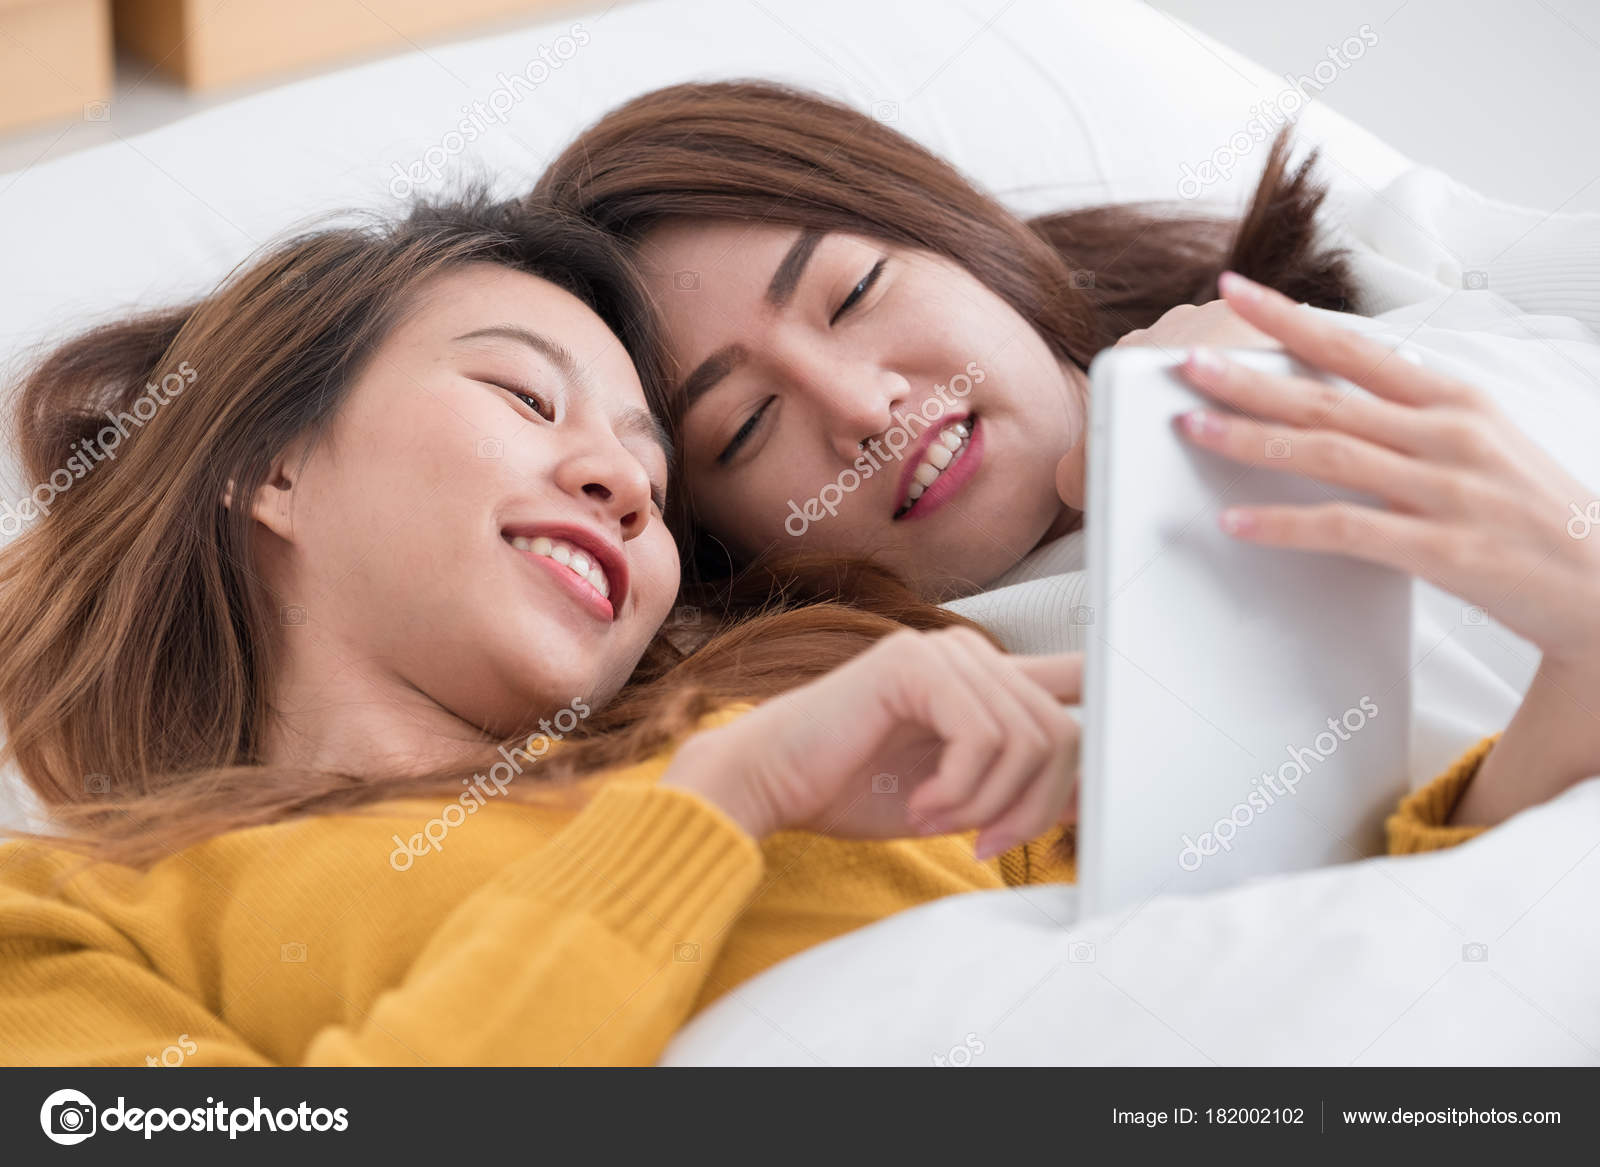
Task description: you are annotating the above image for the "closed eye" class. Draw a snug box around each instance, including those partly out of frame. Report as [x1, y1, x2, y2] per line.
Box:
[485, 380, 554, 421]
[716, 396, 774, 465]
[830, 258, 886, 326]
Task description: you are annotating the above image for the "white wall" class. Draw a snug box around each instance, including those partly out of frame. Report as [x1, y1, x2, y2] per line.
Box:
[1153, 0, 1600, 213]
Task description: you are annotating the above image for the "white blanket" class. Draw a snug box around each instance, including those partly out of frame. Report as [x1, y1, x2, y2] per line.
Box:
[665, 775, 1600, 1065]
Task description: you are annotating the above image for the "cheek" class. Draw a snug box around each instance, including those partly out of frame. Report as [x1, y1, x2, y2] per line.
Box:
[641, 538, 681, 617]
[298, 413, 489, 589]
[686, 463, 794, 550]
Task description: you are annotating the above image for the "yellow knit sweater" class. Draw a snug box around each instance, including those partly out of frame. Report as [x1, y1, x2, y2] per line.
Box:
[0, 720, 1495, 1067]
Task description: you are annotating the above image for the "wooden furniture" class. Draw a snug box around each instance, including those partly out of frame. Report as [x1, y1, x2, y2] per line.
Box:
[0, 0, 114, 132]
[111, 0, 581, 90]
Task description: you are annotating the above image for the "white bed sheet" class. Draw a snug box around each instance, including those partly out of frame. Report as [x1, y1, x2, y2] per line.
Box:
[665, 775, 1600, 1065]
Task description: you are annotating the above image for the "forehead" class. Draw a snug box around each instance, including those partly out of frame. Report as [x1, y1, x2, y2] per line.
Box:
[397, 263, 644, 403]
[638, 222, 809, 357]
[641, 219, 800, 275]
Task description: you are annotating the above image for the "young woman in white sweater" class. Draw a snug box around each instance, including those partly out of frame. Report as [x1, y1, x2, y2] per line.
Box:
[537, 80, 1600, 814]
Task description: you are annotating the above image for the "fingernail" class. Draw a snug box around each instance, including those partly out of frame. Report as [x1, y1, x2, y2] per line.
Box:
[1219, 508, 1256, 536]
[1180, 409, 1223, 439]
[1188, 346, 1226, 377]
[1218, 271, 1260, 301]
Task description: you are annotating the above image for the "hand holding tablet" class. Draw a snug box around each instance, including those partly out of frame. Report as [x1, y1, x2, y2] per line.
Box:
[1184, 272, 1600, 829]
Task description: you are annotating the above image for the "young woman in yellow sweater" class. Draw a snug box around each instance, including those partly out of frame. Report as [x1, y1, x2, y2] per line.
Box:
[0, 198, 1584, 1067]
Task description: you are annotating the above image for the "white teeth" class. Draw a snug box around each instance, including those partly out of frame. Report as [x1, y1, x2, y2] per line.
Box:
[897, 418, 972, 515]
[508, 534, 614, 603]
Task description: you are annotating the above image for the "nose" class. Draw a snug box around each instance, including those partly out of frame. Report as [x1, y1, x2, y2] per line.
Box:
[806, 361, 912, 463]
[554, 425, 655, 542]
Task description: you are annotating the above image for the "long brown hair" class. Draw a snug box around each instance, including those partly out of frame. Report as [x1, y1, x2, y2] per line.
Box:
[0, 193, 969, 868]
[533, 80, 1356, 587]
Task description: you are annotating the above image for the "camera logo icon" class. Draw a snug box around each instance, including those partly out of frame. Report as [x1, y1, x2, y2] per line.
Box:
[1067, 940, 1096, 963]
[476, 437, 504, 460]
[1264, 437, 1292, 459]
[673, 942, 700, 962]
[1068, 605, 1095, 626]
[1462, 942, 1489, 962]
[1069, 269, 1095, 290]
[871, 772, 899, 794]
[280, 605, 306, 626]
[871, 100, 900, 122]
[1567, 500, 1600, 540]
[672, 270, 701, 291]
[1462, 270, 1489, 291]
[1461, 605, 1487, 626]
[280, 941, 308, 962]
[40, 1088, 96, 1145]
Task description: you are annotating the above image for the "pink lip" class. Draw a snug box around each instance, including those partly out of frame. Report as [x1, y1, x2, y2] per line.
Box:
[894, 415, 982, 522]
[501, 522, 628, 623]
[893, 411, 971, 508]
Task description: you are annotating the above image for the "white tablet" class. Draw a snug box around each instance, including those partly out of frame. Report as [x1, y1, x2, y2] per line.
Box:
[1077, 347, 1412, 920]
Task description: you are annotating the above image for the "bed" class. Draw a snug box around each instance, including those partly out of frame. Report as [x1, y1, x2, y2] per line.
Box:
[2, 0, 1597, 1065]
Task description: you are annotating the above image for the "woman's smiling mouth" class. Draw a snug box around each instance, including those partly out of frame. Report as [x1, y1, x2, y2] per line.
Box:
[893, 415, 980, 520]
[503, 526, 627, 622]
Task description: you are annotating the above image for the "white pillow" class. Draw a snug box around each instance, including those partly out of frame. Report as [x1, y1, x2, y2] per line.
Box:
[0, 0, 1411, 503]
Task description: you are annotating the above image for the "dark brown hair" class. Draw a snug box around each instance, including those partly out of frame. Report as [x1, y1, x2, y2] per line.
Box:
[0, 193, 970, 867]
[534, 80, 1356, 588]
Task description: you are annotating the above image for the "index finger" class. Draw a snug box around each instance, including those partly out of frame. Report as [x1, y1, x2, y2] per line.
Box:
[1216, 271, 1473, 408]
[1013, 653, 1085, 702]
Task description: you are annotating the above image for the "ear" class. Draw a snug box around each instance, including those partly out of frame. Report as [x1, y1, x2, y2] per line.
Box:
[221, 442, 308, 543]
[1054, 450, 1084, 510]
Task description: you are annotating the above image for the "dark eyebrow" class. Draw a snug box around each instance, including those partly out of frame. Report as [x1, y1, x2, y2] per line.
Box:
[669, 229, 823, 410]
[766, 229, 824, 309]
[675, 342, 749, 411]
[453, 326, 581, 383]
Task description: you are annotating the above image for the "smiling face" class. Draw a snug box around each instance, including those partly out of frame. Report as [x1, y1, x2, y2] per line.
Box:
[640, 220, 1087, 598]
[255, 262, 678, 740]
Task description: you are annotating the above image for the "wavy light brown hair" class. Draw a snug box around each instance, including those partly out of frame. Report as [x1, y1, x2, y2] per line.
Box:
[0, 194, 967, 868]
[534, 80, 1358, 590]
